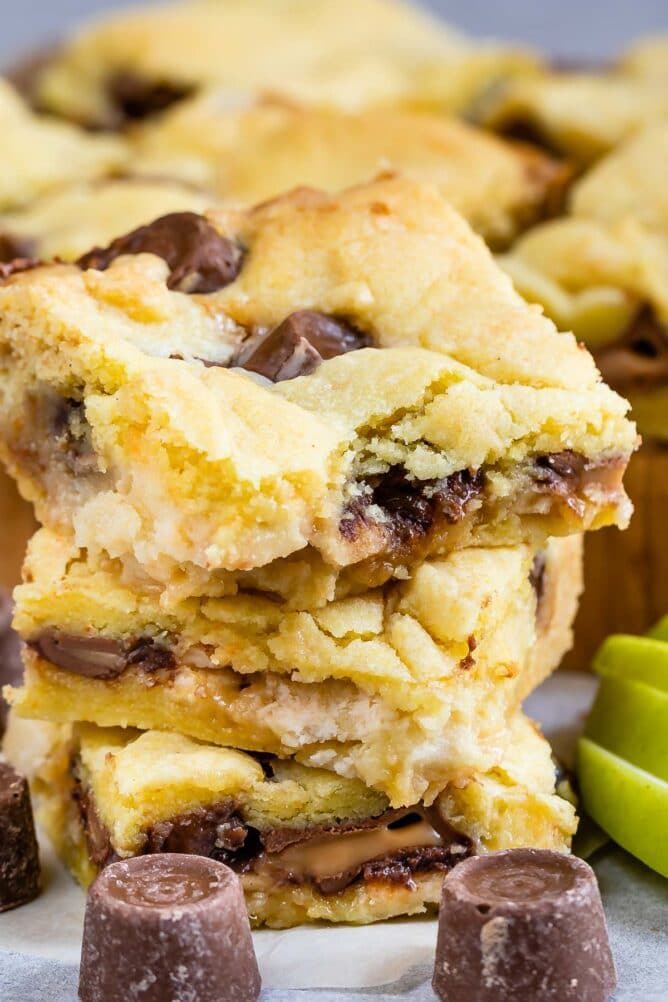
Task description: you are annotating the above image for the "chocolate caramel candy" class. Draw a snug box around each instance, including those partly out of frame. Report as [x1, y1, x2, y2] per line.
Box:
[0, 761, 41, 912]
[79, 854, 261, 1002]
[432, 849, 616, 1002]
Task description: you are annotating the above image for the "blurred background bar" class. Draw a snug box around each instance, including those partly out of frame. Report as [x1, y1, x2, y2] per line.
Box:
[0, 0, 666, 65]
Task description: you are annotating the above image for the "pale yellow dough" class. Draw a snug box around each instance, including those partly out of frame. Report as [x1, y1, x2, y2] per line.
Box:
[499, 127, 668, 440]
[34, 0, 539, 127]
[0, 178, 213, 262]
[0, 78, 126, 211]
[132, 100, 568, 248]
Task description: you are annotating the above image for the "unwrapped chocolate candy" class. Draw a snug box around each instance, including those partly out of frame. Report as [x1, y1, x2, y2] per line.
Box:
[0, 761, 41, 911]
[79, 853, 261, 1002]
[433, 848, 616, 1001]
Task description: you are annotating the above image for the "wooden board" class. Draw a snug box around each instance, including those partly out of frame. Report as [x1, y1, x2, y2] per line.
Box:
[564, 443, 668, 669]
[0, 470, 36, 590]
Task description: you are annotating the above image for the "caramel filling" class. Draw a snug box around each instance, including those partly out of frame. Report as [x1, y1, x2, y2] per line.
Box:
[74, 775, 472, 897]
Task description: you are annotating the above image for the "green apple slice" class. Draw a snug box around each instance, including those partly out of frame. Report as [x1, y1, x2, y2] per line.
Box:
[585, 675, 668, 781]
[647, 615, 668, 643]
[577, 737, 668, 878]
[593, 635, 668, 693]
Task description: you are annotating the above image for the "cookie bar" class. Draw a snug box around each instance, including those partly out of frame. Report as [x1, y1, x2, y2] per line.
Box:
[0, 78, 125, 214]
[500, 134, 668, 441]
[23, 716, 576, 927]
[0, 178, 213, 264]
[132, 100, 569, 249]
[0, 179, 636, 587]
[475, 64, 668, 166]
[9, 528, 581, 806]
[32, 0, 538, 128]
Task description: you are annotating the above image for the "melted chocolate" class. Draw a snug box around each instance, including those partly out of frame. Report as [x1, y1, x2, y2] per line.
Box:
[497, 118, 565, 160]
[235, 310, 373, 382]
[74, 786, 119, 869]
[30, 630, 174, 680]
[107, 72, 194, 125]
[145, 803, 252, 865]
[341, 465, 485, 551]
[0, 257, 40, 281]
[0, 232, 36, 264]
[77, 212, 244, 294]
[76, 782, 472, 897]
[533, 450, 587, 498]
[51, 399, 98, 476]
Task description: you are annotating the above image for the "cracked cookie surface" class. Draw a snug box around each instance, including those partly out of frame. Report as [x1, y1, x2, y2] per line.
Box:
[132, 99, 569, 249]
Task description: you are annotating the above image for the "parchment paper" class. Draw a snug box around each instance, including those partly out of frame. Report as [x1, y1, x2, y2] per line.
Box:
[1, 672, 666, 1000]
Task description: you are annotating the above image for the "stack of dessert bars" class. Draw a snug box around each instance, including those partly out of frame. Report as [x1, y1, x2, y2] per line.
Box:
[0, 175, 636, 927]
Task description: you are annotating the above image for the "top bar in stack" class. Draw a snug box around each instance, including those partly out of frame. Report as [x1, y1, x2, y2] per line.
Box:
[0, 178, 636, 593]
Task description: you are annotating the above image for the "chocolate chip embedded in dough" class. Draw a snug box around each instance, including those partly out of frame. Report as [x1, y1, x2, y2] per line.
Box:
[77, 212, 244, 294]
[0, 232, 36, 264]
[107, 72, 194, 124]
[29, 630, 174, 680]
[0, 762, 41, 912]
[78, 854, 261, 1002]
[236, 310, 373, 382]
[595, 306, 668, 394]
[31, 631, 128, 679]
[432, 849, 616, 1002]
[534, 450, 587, 498]
[0, 257, 40, 281]
[341, 465, 484, 549]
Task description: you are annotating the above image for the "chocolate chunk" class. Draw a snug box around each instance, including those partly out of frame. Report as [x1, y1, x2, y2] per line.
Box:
[595, 306, 668, 393]
[75, 786, 119, 869]
[341, 465, 484, 550]
[0, 257, 40, 281]
[534, 450, 587, 498]
[30, 630, 174, 680]
[529, 552, 547, 606]
[433, 849, 616, 1002]
[497, 118, 564, 159]
[0, 232, 36, 264]
[51, 398, 98, 476]
[458, 634, 478, 671]
[107, 72, 194, 125]
[236, 310, 373, 382]
[0, 762, 41, 912]
[79, 854, 261, 1002]
[0, 590, 23, 737]
[124, 638, 175, 674]
[31, 632, 127, 680]
[77, 212, 243, 294]
[145, 802, 249, 863]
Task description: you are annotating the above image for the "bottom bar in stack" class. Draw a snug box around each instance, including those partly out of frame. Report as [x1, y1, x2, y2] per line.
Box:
[16, 714, 576, 928]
